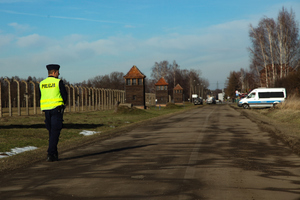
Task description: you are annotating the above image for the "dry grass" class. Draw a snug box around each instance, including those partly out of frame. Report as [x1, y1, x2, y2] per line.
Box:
[277, 94, 300, 110]
[251, 95, 300, 136]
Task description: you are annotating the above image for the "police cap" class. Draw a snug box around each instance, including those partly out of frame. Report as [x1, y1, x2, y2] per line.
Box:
[46, 64, 60, 71]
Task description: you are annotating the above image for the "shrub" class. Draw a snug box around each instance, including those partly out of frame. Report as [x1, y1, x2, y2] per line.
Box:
[115, 106, 146, 114]
[165, 103, 181, 109]
[275, 70, 300, 97]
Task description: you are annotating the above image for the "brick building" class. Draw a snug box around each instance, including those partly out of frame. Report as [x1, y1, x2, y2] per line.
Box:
[124, 65, 146, 108]
[173, 84, 183, 103]
[155, 77, 169, 104]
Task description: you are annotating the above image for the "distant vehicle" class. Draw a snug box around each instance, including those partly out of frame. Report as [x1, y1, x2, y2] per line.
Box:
[238, 88, 286, 109]
[194, 97, 203, 105]
[218, 93, 224, 102]
[206, 96, 216, 104]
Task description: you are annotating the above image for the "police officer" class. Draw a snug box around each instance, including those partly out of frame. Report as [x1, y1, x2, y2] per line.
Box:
[40, 64, 68, 162]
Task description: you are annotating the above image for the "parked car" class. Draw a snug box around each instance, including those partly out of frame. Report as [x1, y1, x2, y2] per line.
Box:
[194, 97, 203, 105]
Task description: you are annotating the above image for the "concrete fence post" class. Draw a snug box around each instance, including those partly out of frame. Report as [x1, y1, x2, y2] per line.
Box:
[13, 80, 21, 116]
[65, 85, 70, 112]
[4, 79, 12, 117]
[29, 81, 37, 115]
[105, 89, 108, 110]
[22, 80, 29, 115]
[91, 87, 95, 111]
[109, 89, 112, 110]
[101, 88, 104, 110]
[79, 86, 84, 111]
[76, 86, 80, 112]
[0, 80, 2, 118]
[88, 88, 91, 111]
[84, 87, 88, 111]
[70, 85, 75, 112]
[97, 89, 100, 110]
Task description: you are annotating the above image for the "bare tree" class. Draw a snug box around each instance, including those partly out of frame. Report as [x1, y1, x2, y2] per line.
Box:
[225, 71, 240, 99]
[248, 7, 300, 87]
[277, 7, 300, 75]
[172, 60, 179, 88]
[109, 72, 125, 90]
[263, 17, 278, 86]
[150, 61, 171, 81]
[249, 23, 269, 87]
[79, 71, 124, 90]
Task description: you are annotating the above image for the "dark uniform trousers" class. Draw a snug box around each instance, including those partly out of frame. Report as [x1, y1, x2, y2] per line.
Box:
[44, 106, 64, 156]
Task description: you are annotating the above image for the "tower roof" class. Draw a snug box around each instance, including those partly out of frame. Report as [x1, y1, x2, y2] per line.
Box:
[155, 77, 169, 86]
[174, 84, 183, 90]
[124, 65, 146, 79]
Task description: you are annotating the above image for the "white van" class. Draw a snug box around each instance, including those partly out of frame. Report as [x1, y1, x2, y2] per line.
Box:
[238, 88, 286, 109]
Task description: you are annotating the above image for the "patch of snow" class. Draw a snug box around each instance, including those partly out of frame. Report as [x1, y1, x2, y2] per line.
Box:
[79, 130, 101, 136]
[0, 146, 38, 159]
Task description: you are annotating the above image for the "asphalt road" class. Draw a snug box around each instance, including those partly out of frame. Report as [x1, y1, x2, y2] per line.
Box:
[1, 105, 300, 200]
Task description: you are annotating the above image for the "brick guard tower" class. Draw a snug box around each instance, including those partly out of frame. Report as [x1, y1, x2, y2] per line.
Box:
[124, 65, 146, 108]
[155, 77, 169, 104]
[173, 84, 183, 103]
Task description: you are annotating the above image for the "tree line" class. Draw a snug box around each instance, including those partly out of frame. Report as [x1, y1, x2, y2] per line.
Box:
[225, 7, 300, 98]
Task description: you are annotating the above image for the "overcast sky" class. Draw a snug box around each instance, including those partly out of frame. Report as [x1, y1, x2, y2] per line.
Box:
[0, 0, 300, 89]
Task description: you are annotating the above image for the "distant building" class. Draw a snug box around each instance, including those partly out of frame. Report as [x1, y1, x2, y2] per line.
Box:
[173, 84, 183, 103]
[124, 65, 146, 108]
[155, 77, 169, 104]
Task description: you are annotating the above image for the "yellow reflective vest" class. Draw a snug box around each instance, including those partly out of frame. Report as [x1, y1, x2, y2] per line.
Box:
[40, 77, 64, 110]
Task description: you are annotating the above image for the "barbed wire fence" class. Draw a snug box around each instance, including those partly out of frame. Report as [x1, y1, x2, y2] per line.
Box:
[0, 79, 156, 117]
